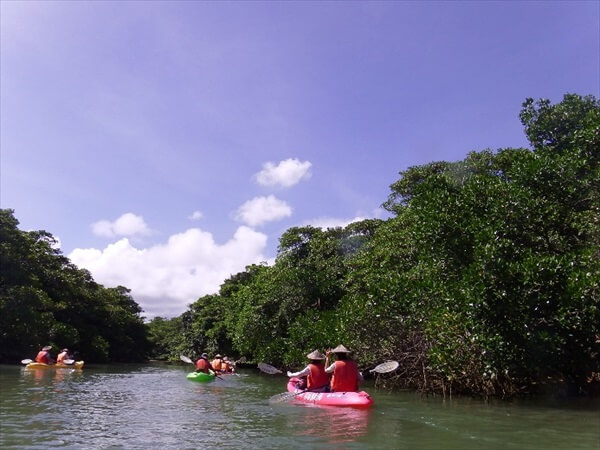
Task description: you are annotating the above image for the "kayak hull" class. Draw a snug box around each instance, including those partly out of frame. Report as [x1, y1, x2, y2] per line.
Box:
[26, 361, 84, 370]
[287, 378, 373, 408]
[186, 371, 215, 382]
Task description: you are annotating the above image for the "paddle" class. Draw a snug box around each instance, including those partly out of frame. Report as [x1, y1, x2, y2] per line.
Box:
[179, 355, 223, 379]
[21, 359, 33, 364]
[369, 360, 399, 374]
[268, 386, 324, 404]
[257, 362, 282, 374]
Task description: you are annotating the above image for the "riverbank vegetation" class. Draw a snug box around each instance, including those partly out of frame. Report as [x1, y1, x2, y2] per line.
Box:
[2, 94, 598, 397]
[0, 210, 150, 362]
[148, 94, 599, 397]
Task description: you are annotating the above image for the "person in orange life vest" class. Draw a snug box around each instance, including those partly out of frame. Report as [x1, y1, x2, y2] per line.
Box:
[325, 344, 363, 392]
[211, 354, 224, 372]
[221, 356, 234, 373]
[195, 353, 217, 374]
[57, 348, 71, 364]
[286, 350, 331, 392]
[35, 345, 55, 364]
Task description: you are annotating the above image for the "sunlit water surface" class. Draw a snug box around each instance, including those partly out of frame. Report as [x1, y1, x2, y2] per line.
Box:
[0, 364, 598, 449]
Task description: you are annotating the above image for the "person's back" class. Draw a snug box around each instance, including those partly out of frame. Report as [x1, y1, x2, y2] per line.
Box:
[57, 349, 70, 364]
[196, 358, 210, 373]
[35, 346, 54, 364]
[330, 359, 359, 392]
[307, 362, 329, 389]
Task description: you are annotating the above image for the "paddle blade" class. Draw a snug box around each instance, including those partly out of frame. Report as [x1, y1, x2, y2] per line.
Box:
[63, 359, 75, 365]
[370, 360, 399, 374]
[268, 391, 298, 404]
[258, 363, 282, 374]
[180, 355, 193, 364]
[21, 359, 33, 365]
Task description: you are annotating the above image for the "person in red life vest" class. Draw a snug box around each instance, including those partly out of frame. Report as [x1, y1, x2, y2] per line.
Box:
[286, 350, 330, 392]
[57, 348, 71, 364]
[35, 345, 55, 364]
[211, 354, 224, 372]
[195, 353, 217, 374]
[325, 344, 363, 392]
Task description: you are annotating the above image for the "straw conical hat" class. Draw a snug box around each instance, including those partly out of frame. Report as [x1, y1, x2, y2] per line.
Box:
[306, 350, 325, 360]
[331, 344, 351, 353]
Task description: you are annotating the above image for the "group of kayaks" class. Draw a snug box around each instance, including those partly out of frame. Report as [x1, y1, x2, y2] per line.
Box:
[186, 370, 373, 408]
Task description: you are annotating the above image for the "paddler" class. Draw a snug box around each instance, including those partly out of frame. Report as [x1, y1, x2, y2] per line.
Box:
[221, 356, 234, 373]
[211, 354, 224, 372]
[325, 344, 363, 392]
[195, 353, 217, 374]
[57, 348, 72, 364]
[35, 345, 55, 364]
[286, 350, 330, 392]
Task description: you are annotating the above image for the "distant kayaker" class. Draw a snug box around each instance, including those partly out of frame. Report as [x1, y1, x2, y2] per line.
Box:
[325, 344, 363, 392]
[286, 350, 330, 392]
[35, 345, 55, 364]
[221, 356, 234, 373]
[195, 353, 217, 374]
[57, 348, 71, 364]
[211, 354, 224, 372]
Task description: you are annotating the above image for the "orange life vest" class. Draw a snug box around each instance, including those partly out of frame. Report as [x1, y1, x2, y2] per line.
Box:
[211, 359, 223, 371]
[35, 350, 51, 364]
[195, 358, 210, 373]
[330, 360, 359, 392]
[57, 351, 68, 363]
[307, 363, 329, 389]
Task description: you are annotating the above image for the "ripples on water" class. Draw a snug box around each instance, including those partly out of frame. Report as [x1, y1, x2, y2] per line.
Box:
[1, 364, 598, 449]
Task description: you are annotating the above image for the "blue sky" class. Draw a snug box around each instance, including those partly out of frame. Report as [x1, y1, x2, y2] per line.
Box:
[2, 1, 598, 318]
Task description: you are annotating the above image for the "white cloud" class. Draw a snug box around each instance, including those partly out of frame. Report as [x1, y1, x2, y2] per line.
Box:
[68, 226, 268, 318]
[255, 158, 312, 188]
[235, 195, 292, 227]
[91, 213, 151, 238]
[306, 216, 367, 230]
[189, 210, 203, 221]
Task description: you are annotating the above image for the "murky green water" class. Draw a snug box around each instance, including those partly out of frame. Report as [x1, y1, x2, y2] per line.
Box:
[0, 364, 598, 449]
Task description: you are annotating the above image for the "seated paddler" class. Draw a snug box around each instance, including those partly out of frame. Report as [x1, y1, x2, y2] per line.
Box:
[286, 350, 330, 392]
[325, 344, 364, 392]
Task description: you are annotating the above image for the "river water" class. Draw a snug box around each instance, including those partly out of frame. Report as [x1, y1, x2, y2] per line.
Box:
[0, 364, 598, 449]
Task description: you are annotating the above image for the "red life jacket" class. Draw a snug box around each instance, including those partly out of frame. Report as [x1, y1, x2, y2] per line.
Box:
[195, 358, 210, 373]
[57, 352, 68, 363]
[331, 360, 359, 392]
[307, 363, 329, 389]
[35, 351, 51, 364]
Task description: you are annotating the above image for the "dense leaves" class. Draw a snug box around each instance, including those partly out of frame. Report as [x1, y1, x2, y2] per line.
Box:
[152, 94, 598, 396]
[0, 210, 150, 363]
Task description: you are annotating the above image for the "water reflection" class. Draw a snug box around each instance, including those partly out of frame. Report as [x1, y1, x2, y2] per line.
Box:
[289, 404, 371, 444]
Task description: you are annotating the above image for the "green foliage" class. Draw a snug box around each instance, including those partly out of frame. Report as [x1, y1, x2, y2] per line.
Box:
[0, 209, 150, 363]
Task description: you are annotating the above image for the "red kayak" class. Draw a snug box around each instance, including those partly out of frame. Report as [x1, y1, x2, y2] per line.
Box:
[287, 377, 373, 408]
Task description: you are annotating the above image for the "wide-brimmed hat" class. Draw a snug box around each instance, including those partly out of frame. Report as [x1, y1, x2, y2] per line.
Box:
[61, 348, 69, 352]
[42, 345, 52, 351]
[331, 344, 351, 353]
[215, 354, 222, 358]
[201, 353, 208, 359]
[306, 350, 325, 360]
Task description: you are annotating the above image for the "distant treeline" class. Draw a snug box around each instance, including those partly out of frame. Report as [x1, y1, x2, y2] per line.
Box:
[2, 94, 598, 397]
[147, 94, 599, 397]
[0, 210, 150, 363]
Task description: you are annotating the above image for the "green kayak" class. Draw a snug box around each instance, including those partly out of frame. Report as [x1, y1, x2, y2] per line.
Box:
[186, 371, 215, 382]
